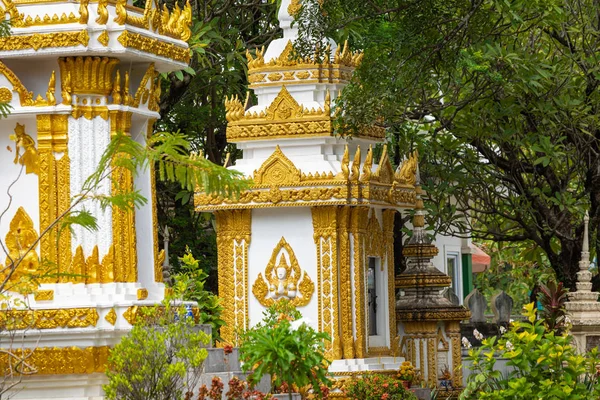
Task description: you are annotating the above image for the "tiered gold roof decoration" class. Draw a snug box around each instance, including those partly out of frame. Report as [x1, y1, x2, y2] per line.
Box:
[246, 40, 363, 87]
[195, 146, 419, 210]
[0, 0, 192, 61]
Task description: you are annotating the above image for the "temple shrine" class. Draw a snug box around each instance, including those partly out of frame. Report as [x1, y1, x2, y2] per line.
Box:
[0, 0, 191, 397]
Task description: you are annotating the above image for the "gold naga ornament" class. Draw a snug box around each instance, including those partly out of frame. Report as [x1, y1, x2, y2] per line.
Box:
[252, 237, 314, 307]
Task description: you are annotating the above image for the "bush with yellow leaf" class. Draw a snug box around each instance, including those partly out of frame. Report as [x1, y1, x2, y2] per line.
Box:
[460, 303, 600, 399]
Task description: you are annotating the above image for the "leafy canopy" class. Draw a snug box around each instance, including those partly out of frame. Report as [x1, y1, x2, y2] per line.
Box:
[297, 0, 600, 288]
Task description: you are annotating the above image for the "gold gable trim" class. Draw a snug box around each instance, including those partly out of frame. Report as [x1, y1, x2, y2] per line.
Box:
[253, 145, 301, 185]
[0, 61, 34, 106]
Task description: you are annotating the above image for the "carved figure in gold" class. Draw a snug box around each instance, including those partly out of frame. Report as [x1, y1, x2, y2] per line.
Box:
[395, 150, 418, 185]
[252, 237, 314, 307]
[3, 207, 40, 293]
[10, 123, 39, 175]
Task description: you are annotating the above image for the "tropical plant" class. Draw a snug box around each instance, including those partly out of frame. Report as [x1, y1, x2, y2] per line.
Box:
[174, 247, 225, 343]
[239, 300, 331, 400]
[461, 303, 600, 399]
[197, 376, 268, 400]
[345, 374, 418, 400]
[295, 0, 600, 291]
[536, 280, 569, 334]
[103, 292, 210, 400]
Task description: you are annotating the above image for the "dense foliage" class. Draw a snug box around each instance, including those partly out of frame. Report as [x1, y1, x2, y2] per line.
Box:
[345, 374, 418, 400]
[239, 301, 331, 399]
[104, 297, 210, 400]
[461, 304, 600, 399]
[174, 248, 225, 344]
[155, 0, 280, 283]
[297, 0, 600, 289]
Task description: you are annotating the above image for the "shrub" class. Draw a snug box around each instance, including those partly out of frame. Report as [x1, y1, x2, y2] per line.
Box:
[104, 298, 210, 400]
[239, 300, 331, 400]
[345, 374, 418, 400]
[460, 303, 600, 399]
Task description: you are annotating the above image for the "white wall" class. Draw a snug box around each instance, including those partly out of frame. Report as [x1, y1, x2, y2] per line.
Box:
[248, 207, 319, 327]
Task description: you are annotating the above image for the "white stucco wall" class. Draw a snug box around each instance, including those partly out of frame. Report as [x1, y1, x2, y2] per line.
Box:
[248, 207, 319, 327]
[0, 116, 40, 246]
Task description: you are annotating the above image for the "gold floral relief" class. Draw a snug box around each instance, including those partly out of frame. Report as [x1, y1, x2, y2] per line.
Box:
[117, 30, 190, 63]
[0, 30, 89, 52]
[0, 308, 99, 330]
[252, 237, 314, 307]
[253, 145, 301, 185]
[0, 87, 12, 102]
[34, 290, 54, 301]
[105, 308, 117, 325]
[0, 346, 109, 375]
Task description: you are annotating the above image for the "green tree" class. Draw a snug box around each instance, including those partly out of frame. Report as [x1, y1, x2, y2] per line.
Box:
[296, 0, 600, 289]
[154, 0, 281, 285]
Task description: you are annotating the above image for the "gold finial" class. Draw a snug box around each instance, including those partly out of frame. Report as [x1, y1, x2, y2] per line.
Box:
[160, 4, 170, 35]
[112, 70, 122, 105]
[340, 145, 349, 180]
[177, 0, 192, 41]
[79, 0, 89, 24]
[123, 71, 132, 106]
[61, 71, 72, 105]
[166, 2, 181, 34]
[395, 150, 419, 185]
[350, 145, 361, 182]
[114, 0, 127, 24]
[46, 71, 56, 106]
[324, 89, 331, 114]
[360, 145, 373, 182]
[95, 0, 108, 24]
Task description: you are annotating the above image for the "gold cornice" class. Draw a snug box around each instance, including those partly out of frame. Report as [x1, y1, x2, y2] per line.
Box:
[117, 30, 190, 63]
[0, 30, 89, 52]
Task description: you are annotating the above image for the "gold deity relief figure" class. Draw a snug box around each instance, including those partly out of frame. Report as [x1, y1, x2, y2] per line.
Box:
[252, 237, 314, 307]
[2, 207, 40, 294]
[9, 123, 39, 175]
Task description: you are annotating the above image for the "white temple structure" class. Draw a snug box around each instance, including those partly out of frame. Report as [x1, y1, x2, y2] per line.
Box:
[0, 0, 191, 397]
[195, 0, 418, 371]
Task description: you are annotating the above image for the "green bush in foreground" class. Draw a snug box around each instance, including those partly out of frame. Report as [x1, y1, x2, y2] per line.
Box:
[104, 299, 210, 400]
[461, 303, 600, 399]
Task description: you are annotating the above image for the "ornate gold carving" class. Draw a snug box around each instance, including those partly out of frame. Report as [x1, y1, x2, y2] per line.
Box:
[383, 209, 397, 353]
[397, 309, 471, 321]
[110, 110, 137, 283]
[428, 337, 437, 386]
[96, 0, 108, 24]
[105, 309, 117, 325]
[114, 0, 127, 24]
[79, 0, 89, 23]
[20, 12, 78, 27]
[0, 346, 109, 375]
[97, 30, 109, 46]
[267, 72, 282, 81]
[253, 145, 301, 185]
[336, 207, 354, 359]
[117, 30, 190, 63]
[396, 150, 418, 185]
[395, 274, 451, 288]
[0, 87, 12, 102]
[137, 288, 148, 300]
[252, 237, 314, 307]
[0, 308, 99, 330]
[312, 207, 342, 359]
[351, 206, 369, 358]
[58, 56, 119, 96]
[215, 210, 252, 345]
[34, 290, 53, 301]
[0, 30, 89, 52]
[225, 86, 334, 141]
[365, 209, 383, 259]
[10, 123, 39, 175]
[133, 63, 159, 109]
[2, 207, 39, 294]
[401, 245, 439, 258]
[149, 120, 164, 282]
[123, 306, 139, 325]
